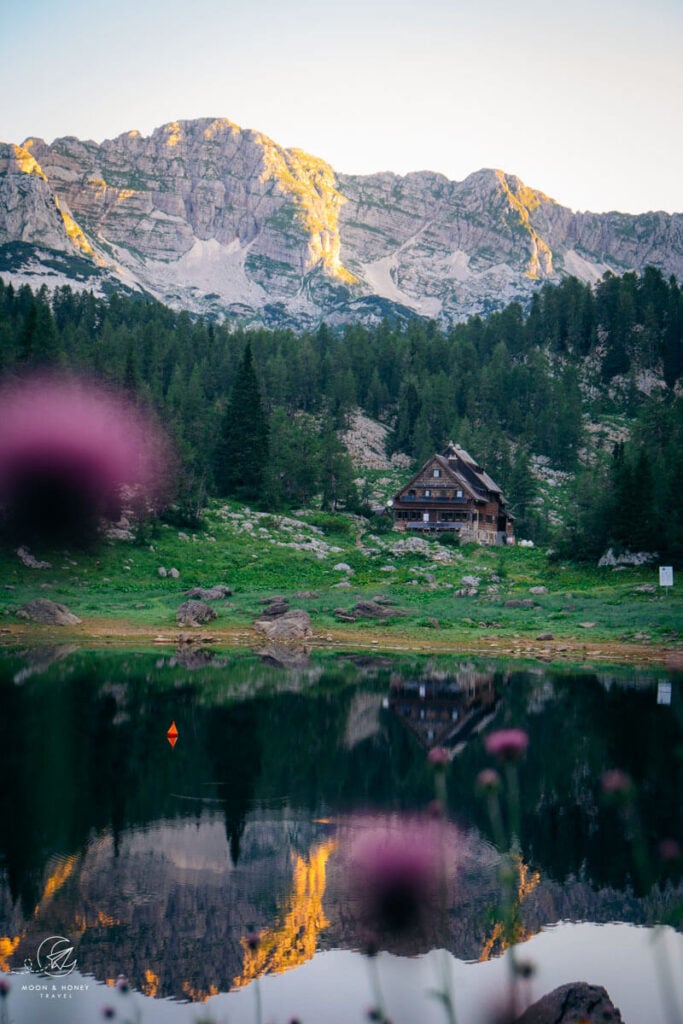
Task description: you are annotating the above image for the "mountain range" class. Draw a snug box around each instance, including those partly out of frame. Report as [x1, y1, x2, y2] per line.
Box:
[1, 116, 681, 328]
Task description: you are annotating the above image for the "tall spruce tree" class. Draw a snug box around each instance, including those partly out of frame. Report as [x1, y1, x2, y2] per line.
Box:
[214, 342, 269, 502]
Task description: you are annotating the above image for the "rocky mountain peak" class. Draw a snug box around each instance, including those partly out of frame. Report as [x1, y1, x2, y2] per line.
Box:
[0, 115, 681, 328]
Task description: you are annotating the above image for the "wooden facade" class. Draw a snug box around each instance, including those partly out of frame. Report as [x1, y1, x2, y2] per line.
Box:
[391, 443, 514, 545]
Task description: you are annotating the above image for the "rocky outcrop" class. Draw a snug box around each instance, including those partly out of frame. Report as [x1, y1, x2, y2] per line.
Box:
[253, 609, 312, 640]
[175, 600, 217, 626]
[513, 982, 623, 1023]
[183, 585, 232, 600]
[16, 598, 81, 625]
[1, 117, 681, 327]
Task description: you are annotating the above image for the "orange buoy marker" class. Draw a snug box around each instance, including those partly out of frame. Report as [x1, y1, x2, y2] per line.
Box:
[167, 721, 179, 749]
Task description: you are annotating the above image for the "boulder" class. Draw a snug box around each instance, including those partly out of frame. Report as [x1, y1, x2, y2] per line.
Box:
[505, 599, 536, 608]
[175, 601, 217, 626]
[513, 982, 623, 1023]
[353, 600, 401, 620]
[254, 609, 312, 640]
[16, 599, 81, 626]
[184, 585, 232, 600]
[334, 608, 357, 622]
[260, 600, 290, 618]
[529, 586, 548, 595]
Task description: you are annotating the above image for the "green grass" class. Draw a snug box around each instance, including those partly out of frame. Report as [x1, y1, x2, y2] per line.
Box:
[1, 500, 680, 653]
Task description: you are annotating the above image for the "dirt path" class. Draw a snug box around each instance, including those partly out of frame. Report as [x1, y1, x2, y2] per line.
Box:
[1, 619, 681, 668]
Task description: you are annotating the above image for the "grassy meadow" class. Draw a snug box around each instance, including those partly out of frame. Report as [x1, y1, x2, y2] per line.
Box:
[0, 501, 680, 665]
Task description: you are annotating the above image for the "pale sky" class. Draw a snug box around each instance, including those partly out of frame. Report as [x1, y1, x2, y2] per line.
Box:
[1, 0, 681, 214]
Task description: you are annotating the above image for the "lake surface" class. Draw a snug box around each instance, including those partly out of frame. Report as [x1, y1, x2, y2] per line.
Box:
[0, 645, 681, 1023]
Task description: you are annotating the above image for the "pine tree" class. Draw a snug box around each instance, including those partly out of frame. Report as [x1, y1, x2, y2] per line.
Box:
[214, 342, 269, 503]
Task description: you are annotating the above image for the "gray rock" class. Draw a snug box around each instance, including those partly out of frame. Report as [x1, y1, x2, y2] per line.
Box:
[529, 585, 548, 595]
[334, 608, 357, 622]
[505, 599, 536, 608]
[17, 599, 81, 626]
[598, 547, 658, 567]
[158, 567, 168, 577]
[536, 632, 554, 641]
[169, 567, 180, 579]
[353, 600, 400, 620]
[184, 585, 232, 600]
[259, 600, 290, 618]
[333, 562, 352, 572]
[513, 982, 623, 1023]
[175, 601, 217, 626]
[16, 547, 51, 569]
[254, 609, 312, 640]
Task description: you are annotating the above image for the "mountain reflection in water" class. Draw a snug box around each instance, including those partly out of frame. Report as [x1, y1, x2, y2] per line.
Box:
[0, 646, 680, 1008]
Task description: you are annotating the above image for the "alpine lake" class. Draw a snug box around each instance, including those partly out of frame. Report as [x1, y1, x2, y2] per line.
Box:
[0, 643, 681, 1024]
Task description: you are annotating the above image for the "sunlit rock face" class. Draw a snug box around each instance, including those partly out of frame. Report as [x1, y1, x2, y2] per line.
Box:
[0, 118, 681, 327]
[0, 375, 169, 546]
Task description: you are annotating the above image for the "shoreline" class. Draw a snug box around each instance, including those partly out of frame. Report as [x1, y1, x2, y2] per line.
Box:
[2, 618, 682, 669]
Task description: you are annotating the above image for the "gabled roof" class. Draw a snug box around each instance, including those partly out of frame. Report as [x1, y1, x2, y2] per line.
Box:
[394, 453, 479, 502]
[441, 443, 503, 497]
[392, 443, 509, 509]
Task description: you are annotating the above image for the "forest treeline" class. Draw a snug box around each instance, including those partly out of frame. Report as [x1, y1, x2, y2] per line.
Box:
[0, 267, 682, 559]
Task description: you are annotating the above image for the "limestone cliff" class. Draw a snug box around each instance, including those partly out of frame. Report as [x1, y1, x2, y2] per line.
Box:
[0, 117, 681, 326]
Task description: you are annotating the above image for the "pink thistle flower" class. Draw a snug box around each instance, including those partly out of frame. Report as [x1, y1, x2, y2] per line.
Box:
[484, 729, 529, 762]
[350, 821, 441, 936]
[427, 746, 450, 767]
[659, 839, 682, 862]
[0, 374, 169, 545]
[600, 769, 634, 797]
[427, 798, 444, 818]
[476, 768, 502, 793]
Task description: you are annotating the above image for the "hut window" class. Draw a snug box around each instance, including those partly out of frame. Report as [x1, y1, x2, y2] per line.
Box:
[456, 489, 463, 498]
[433, 468, 441, 477]
[424, 489, 431, 497]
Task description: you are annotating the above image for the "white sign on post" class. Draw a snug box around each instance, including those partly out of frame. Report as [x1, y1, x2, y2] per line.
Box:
[659, 566, 674, 588]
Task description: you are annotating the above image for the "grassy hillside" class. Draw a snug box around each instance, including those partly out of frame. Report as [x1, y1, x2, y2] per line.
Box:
[1, 501, 680, 663]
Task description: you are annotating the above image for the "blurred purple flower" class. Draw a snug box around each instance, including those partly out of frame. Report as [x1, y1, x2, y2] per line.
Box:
[600, 769, 634, 798]
[0, 978, 9, 997]
[427, 746, 449, 767]
[476, 768, 502, 793]
[659, 838, 682, 862]
[427, 798, 444, 818]
[0, 374, 169, 545]
[350, 821, 441, 936]
[101, 1008, 116, 1020]
[484, 729, 529, 762]
[114, 975, 130, 994]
